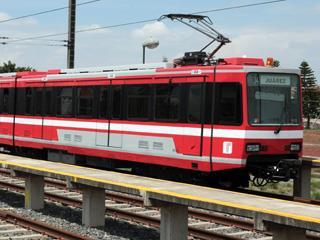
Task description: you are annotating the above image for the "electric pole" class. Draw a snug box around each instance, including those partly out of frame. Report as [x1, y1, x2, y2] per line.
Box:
[67, 0, 76, 68]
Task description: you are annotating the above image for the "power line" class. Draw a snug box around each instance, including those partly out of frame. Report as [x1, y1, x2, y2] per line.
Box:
[0, 0, 101, 24]
[1, 42, 68, 47]
[0, 36, 67, 42]
[192, 0, 285, 14]
[1, 0, 286, 44]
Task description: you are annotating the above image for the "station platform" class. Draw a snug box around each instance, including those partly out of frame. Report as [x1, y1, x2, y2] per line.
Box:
[0, 153, 320, 240]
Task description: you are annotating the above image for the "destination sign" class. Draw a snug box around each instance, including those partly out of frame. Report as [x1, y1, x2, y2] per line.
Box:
[260, 74, 291, 86]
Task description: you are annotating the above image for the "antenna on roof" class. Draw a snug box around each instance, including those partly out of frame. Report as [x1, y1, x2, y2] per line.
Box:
[158, 14, 231, 63]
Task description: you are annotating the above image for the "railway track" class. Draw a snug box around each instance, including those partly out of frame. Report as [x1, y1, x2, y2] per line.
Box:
[0, 169, 319, 240]
[0, 208, 90, 240]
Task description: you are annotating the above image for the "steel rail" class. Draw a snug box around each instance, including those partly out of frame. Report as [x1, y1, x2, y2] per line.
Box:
[0, 169, 319, 239]
[0, 209, 91, 240]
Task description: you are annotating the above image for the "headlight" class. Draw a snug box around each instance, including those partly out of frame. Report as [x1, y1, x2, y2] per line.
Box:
[246, 144, 260, 152]
[290, 143, 301, 152]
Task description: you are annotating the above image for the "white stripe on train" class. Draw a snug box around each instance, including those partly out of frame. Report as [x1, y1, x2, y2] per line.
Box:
[0, 117, 303, 139]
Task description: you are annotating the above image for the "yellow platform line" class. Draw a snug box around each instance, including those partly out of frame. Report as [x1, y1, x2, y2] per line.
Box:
[1, 159, 320, 225]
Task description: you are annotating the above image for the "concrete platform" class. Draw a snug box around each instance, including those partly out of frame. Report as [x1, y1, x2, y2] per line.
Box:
[0, 153, 320, 239]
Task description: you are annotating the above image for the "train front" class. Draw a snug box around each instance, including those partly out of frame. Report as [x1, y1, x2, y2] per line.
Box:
[244, 70, 303, 186]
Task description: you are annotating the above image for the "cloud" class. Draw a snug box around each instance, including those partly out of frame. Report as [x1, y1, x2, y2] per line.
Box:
[0, 12, 10, 21]
[78, 24, 112, 35]
[132, 21, 169, 39]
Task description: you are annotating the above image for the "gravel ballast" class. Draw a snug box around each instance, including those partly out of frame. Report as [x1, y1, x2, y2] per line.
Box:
[0, 188, 160, 240]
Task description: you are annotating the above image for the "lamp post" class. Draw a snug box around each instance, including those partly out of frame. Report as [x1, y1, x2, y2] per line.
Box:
[142, 37, 159, 64]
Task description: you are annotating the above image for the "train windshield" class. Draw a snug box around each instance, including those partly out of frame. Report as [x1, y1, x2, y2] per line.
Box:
[247, 73, 301, 125]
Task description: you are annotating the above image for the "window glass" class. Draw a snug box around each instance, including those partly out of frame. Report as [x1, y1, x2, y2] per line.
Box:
[25, 88, 33, 115]
[204, 83, 213, 124]
[155, 84, 180, 121]
[247, 73, 301, 125]
[112, 85, 122, 119]
[57, 87, 73, 116]
[127, 85, 150, 120]
[99, 86, 108, 118]
[3, 88, 10, 114]
[44, 88, 53, 116]
[215, 83, 242, 125]
[16, 88, 25, 115]
[34, 88, 42, 115]
[187, 84, 202, 123]
[76, 87, 93, 117]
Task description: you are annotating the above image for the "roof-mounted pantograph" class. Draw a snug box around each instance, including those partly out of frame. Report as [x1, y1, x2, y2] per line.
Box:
[159, 14, 231, 61]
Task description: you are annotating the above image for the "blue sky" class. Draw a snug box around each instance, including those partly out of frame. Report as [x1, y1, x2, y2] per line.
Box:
[0, 0, 319, 82]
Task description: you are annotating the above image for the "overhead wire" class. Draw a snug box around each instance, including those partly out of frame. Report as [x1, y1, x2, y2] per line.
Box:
[0, 42, 68, 47]
[1, 0, 286, 46]
[0, 0, 101, 24]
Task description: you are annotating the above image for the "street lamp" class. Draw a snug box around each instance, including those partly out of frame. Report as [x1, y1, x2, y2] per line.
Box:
[142, 37, 159, 64]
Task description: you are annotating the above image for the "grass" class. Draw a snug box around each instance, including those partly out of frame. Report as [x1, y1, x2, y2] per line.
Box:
[249, 169, 320, 200]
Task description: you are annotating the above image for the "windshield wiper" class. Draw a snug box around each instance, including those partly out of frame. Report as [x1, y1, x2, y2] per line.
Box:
[274, 96, 287, 134]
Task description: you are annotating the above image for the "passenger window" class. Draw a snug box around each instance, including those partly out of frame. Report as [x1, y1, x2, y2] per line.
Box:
[44, 88, 53, 116]
[16, 88, 25, 115]
[76, 87, 94, 118]
[112, 85, 122, 119]
[187, 84, 202, 123]
[3, 88, 10, 114]
[56, 87, 74, 117]
[155, 84, 180, 121]
[215, 83, 242, 125]
[127, 85, 150, 120]
[99, 86, 108, 118]
[34, 88, 43, 115]
[25, 88, 33, 115]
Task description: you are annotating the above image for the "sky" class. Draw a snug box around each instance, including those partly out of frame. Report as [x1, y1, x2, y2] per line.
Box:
[0, 0, 319, 82]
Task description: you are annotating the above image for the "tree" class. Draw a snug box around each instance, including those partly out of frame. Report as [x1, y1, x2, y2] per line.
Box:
[272, 60, 280, 67]
[0, 60, 33, 73]
[300, 61, 320, 129]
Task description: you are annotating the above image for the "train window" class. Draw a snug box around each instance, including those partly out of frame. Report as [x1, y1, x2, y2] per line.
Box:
[155, 84, 180, 121]
[25, 88, 33, 115]
[127, 85, 150, 120]
[0, 89, 2, 113]
[99, 86, 108, 118]
[2, 88, 10, 114]
[16, 88, 25, 115]
[34, 88, 43, 115]
[187, 84, 202, 123]
[56, 87, 74, 117]
[44, 88, 53, 116]
[204, 83, 214, 124]
[112, 85, 122, 119]
[76, 86, 94, 118]
[214, 83, 242, 125]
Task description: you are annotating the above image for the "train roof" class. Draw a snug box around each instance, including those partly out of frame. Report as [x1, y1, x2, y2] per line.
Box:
[0, 57, 300, 81]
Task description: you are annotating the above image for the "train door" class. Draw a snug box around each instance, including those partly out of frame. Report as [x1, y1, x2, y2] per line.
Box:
[14, 84, 43, 141]
[182, 79, 205, 156]
[0, 85, 15, 146]
[209, 82, 243, 171]
[95, 82, 110, 147]
[33, 84, 45, 139]
[108, 84, 122, 148]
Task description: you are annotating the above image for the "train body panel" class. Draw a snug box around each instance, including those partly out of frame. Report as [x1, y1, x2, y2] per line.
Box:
[0, 59, 303, 184]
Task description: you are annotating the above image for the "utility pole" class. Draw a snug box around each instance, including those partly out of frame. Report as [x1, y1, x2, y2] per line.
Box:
[67, 0, 76, 68]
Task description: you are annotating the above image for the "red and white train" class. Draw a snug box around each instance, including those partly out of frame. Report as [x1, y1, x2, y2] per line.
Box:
[0, 55, 303, 187]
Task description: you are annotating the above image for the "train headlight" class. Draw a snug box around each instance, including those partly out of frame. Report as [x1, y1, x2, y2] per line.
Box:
[246, 144, 260, 152]
[290, 143, 301, 152]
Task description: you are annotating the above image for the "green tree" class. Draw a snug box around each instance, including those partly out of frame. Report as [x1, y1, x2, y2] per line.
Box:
[300, 61, 320, 129]
[272, 60, 280, 67]
[0, 60, 33, 73]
